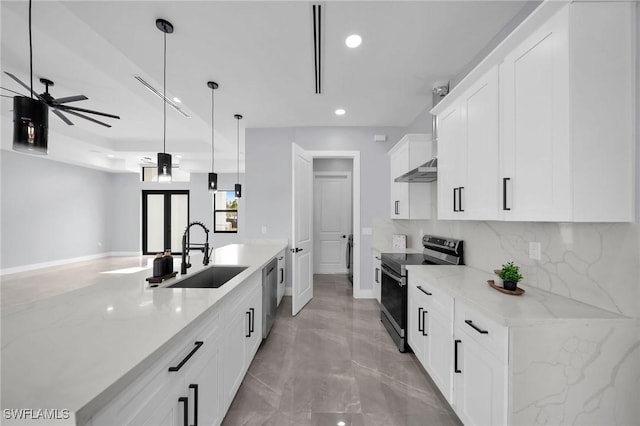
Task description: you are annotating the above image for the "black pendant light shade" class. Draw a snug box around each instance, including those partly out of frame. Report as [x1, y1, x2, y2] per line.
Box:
[156, 18, 173, 183]
[13, 96, 48, 155]
[208, 172, 218, 191]
[157, 152, 172, 182]
[208, 81, 219, 191]
[234, 114, 243, 198]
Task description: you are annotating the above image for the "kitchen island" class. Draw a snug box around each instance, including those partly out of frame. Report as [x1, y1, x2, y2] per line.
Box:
[1, 242, 287, 426]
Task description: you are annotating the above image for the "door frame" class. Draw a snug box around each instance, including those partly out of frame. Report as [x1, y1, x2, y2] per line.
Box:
[291, 148, 362, 298]
[141, 190, 190, 255]
[313, 171, 353, 274]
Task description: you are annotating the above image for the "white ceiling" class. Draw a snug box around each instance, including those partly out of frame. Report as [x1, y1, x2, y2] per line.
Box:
[1, 0, 531, 173]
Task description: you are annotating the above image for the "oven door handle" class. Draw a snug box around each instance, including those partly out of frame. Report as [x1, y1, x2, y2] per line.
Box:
[381, 264, 405, 286]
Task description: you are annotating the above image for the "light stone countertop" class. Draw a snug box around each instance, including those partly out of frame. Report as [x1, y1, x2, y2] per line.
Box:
[0, 242, 287, 425]
[371, 244, 423, 254]
[406, 265, 629, 327]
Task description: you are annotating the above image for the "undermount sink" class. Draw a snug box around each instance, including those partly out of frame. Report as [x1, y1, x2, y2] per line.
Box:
[167, 266, 248, 289]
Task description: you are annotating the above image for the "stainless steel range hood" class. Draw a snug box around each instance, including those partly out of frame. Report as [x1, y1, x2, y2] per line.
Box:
[395, 158, 438, 182]
[394, 84, 448, 183]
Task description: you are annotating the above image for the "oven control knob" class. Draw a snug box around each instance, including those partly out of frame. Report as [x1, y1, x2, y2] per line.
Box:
[449, 241, 455, 248]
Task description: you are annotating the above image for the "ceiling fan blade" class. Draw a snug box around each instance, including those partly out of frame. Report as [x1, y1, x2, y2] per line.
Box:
[56, 104, 120, 120]
[53, 95, 88, 104]
[4, 72, 43, 100]
[62, 109, 112, 128]
[52, 108, 74, 126]
[1, 86, 27, 97]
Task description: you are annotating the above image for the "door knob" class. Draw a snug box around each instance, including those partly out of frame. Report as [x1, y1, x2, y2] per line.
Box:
[342, 235, 346, 238]
[290, 247, 303, 253]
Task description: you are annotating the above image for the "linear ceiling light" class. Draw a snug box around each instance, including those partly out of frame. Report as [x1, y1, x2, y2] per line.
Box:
[134, 75, 191, 118]
[312, 4, 323, 94]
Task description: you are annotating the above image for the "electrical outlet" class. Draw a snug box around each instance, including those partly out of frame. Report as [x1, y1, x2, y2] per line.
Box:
[261, 226, 267, 234]
[529, 242, 541, 260]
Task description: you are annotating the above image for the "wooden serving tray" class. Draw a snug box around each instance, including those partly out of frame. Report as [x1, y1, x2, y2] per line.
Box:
[146, 271, 177, 284]
[487, 279, 525, 296]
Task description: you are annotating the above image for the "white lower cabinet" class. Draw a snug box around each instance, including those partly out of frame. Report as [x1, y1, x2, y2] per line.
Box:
[91, 269, 265, 426]
[372, 250, 381, 303]
[453, 303, 508, 426]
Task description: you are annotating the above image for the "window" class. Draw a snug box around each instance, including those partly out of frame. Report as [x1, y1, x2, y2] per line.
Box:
[213, 190, 238, 233]
[141, 166, 190, 182]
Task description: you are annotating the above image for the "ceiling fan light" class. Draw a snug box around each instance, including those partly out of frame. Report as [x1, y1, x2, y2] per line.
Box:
[12, 96, 48, 155]
[157, 152, 172, 183]
[208, 172, 218, 191]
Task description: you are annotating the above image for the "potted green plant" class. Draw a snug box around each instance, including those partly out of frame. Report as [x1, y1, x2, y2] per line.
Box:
[498, 262, 523, 291]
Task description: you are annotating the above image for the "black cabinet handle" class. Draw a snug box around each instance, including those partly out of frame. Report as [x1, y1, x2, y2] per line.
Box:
[458, 187, 464, 212]
[179, 396, 188, 426]
[189, 384, 198, 426]
[246, 311, 251, 337]
[453, 188, 458, 212]
[417, 285, 432, 296]
[503, 178, 511, 211]
[279, 268, 284, 284]
[454, 339, 462, 373]
[375, 267, 379, 283]
[418, 307, 424, 333]
[394, 200, 400, 215]
[422, 309, 428, 336]
[168, 341, 204, 372]
[465, 319, 489, 334]
[250, 307, 255, 333]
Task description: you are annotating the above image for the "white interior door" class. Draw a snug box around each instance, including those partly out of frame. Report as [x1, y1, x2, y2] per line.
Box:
[291, 144, 313, 315]
[314, 172, 352, 274]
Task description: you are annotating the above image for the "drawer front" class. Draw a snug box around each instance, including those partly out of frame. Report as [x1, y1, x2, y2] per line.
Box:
[455, 301, 508, 364]
[413, 280, 454, 319]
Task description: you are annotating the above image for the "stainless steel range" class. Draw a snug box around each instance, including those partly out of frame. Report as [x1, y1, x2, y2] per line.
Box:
[380, 235, 463, 352]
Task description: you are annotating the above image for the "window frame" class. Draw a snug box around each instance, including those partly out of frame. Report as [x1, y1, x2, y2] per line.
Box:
[213, 190, 239, 234]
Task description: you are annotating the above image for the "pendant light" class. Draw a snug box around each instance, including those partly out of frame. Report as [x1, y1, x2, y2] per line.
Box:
[12, 0, 48, 155]
[156, 18, 173, 183]
[234, 114, 243, 198]
[207, 81, 219, 191]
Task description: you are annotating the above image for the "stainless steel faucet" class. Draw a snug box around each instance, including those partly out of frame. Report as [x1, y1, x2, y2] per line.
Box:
[180, 221, 211, 275]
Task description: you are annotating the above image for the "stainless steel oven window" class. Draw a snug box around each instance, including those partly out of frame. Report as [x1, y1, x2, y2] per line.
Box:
[380, 266, 406, 334]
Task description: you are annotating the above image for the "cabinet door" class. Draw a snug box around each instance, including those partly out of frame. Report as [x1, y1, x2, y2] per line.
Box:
[425, 310, 453, 404]
[463, 67, 500, 220]
[372, 251, 381, 303]
[277, 251, 286, 306]
[128, 380, 185, 426]
[453, 333, 508, 426]
[389, 142, 410, 219]
[223, 303, 249, 409]
[437, 104, 465, 220]
[245, 288, 263, 362]
[407, 285, 427, 366]
[501, 6, 571, 221]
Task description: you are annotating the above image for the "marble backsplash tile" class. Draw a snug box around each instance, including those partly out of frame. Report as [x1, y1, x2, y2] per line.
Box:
[374, 217, 640, 318]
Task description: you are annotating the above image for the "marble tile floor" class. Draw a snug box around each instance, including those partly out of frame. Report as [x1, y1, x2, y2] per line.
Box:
[223, 274, 462, 426]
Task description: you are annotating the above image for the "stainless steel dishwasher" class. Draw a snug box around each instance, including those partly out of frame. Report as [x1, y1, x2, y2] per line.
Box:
[262, 258, 278, 339]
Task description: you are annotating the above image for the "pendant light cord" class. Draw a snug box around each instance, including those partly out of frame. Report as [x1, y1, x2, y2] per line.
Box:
[29, 0, 33, 99]
[163, 30, 167, 154]
[211, 88, 215, 173]
[236, 117, 240, 183]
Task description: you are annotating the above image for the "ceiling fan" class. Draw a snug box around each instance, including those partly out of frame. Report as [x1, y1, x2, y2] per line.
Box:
[3, 72, 120, 128]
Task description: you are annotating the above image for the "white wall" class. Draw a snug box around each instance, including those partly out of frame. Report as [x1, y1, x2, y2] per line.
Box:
[245, 126, 406, 292]
[313, 158, 353, 172]
[0, 150, 113, 269]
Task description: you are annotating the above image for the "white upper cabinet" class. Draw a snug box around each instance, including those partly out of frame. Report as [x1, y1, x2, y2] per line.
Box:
[388, 134, 433, 220]
[433, 1, 636, 222]
[438, 66, 500, 221]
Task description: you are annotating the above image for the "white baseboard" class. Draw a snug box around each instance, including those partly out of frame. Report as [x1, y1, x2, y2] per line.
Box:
[284, 287, 292, 296]
[0, 251, 142, 276]
[353, 289, 375, 299]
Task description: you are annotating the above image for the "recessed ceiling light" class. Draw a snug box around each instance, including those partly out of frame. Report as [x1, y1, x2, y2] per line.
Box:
[335, 108, 346, 116]
[107, 154, 115, 158]
[176, 155, 183, 159]
[345, 34, 362, 48]
[173, 97, 181, 103]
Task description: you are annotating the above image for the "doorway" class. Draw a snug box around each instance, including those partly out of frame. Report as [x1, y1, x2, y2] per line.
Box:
[291, 145, 361, 316]
[313, 160, 353, 275]
[142, 190, 189, 255]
